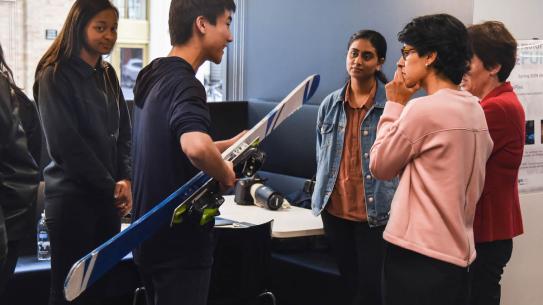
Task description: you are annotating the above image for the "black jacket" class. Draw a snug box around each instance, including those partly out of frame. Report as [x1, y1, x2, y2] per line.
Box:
[14, 86, 42, 163]
[35, 57, 131, 199]
[0, 73, 39, 259]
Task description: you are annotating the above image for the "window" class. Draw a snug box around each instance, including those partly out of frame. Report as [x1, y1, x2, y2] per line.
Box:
[109, 46, 146, 100]
[196, 53, 228, 102]
[199, 0, 247, 102]
[113, 0, 147, 20]
[120, 47, 144, 99]
[109, 0, 149, 100]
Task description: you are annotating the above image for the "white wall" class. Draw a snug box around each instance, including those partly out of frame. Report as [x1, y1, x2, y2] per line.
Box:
[473, 0, 543, 39]
[502, 193, 543, 305]
[149, 0, 171, 60]
[474, 1, 543, 305]
[242, 0, 474, 103]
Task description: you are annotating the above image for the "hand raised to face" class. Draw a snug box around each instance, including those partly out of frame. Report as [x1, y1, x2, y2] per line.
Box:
[385, 66, 420, 106]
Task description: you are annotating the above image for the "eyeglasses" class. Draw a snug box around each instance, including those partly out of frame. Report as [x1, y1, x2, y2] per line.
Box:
[400, 47, 417, 60]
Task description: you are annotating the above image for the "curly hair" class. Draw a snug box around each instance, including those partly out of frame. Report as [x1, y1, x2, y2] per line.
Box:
[398, 14, 471, 85]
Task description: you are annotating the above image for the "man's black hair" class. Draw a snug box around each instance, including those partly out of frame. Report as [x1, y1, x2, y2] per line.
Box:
[169, 0, 236, 46]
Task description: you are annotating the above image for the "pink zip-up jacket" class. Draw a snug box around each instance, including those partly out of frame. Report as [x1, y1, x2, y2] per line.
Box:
[370, 88, 493, 267]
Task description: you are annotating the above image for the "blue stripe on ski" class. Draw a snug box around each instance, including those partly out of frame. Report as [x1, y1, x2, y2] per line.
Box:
[265, 111, 277, 137]
[268, 104, 285, 136]
[303, 75, 320, 103]
[74, 172, 211, 289]
[303, 82, 309, 103]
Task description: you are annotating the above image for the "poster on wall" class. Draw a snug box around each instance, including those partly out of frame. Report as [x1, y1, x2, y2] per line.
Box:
[508, 40, 543, 194]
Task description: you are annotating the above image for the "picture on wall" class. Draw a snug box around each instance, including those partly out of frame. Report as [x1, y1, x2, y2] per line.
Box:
[526, 120, 535, 145]
[509, 40, 543, 193]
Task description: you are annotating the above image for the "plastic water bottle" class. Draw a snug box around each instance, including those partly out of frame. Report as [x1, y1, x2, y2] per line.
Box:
[37, 212, 50, 261]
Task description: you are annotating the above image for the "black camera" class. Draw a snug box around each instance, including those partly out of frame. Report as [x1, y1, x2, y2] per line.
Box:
[234, 176, 284, 211]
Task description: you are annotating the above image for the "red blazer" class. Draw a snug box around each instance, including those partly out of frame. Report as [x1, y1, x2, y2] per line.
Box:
[474, 82, 525, 243]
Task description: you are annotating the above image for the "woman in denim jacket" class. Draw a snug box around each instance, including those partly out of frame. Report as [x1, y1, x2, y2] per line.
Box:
[312, 30, 398, 305]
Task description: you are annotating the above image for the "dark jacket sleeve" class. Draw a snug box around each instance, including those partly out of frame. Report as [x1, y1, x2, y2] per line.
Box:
[114, 71, 132, 181]
[169, 84, 210, 140]
[38, 68, 115, 197]
[14, 87, 42, 163]
[0, 76, 15, 148]
[0, 74, 39, 243]
[0, 76, 12, 260]
[0, 208, 6, 260]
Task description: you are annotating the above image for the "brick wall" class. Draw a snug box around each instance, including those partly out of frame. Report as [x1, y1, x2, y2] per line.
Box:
[3, 0, 150, 97]
[0, 0, 24, 87]
[23, 0, 74, 94]
[0, 0, 75, 95]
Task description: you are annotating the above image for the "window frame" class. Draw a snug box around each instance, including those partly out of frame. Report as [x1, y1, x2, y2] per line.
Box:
[114, 0, 148, 20]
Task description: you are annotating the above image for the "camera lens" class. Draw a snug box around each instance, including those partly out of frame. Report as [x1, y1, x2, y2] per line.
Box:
[266, 193, 283, 210]
[254, 184, 284, 211]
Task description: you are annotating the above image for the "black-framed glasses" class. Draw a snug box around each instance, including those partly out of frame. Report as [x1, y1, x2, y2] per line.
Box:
[400, 47, 417, 60]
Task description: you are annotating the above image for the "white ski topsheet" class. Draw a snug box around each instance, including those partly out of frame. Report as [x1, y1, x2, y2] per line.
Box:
[223, 74, 320, 159]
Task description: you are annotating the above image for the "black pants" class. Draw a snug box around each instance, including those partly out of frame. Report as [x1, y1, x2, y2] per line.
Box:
[139, 262, 212, 305]
[45, 194, 120, 305]
[0, 240, 20, 297]
[321, 210, 385, 305]
[382, 242, 469, 305]
[469, 239, 513, 305]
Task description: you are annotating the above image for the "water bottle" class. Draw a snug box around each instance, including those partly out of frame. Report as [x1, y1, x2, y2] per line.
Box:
[37, 212, 50, 261]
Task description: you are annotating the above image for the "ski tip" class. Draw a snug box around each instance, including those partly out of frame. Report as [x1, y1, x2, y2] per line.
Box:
[303, 74, 320, 104]
[64, 260, 86, 301]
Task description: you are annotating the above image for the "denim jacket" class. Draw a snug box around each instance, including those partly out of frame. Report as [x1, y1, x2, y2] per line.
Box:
[312, 81, 398, 227]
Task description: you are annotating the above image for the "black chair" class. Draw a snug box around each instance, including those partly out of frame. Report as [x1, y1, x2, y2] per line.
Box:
[132, 221, 275, 305]
[208, 220, 275, 305]
[132, 286, 146, 305]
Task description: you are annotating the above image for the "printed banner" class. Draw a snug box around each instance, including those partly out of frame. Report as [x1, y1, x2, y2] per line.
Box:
[509, 40, 543, 193]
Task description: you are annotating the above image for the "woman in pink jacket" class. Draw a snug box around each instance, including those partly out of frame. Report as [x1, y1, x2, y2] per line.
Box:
[369, 14, 493, 305]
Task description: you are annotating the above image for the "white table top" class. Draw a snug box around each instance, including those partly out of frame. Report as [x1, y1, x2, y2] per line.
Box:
[121, 196, 324, 239]
[218, 195, 324, 238]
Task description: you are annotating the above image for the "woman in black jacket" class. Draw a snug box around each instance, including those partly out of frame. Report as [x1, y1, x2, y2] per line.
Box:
[0, 43, 40, 296]
[34, 1, 131, 304]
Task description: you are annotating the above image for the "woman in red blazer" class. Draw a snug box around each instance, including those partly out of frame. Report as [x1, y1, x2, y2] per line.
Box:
[462, 21, 525, 305]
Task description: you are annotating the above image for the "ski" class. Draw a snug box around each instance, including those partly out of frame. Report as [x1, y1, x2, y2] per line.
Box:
[63, 74, 320, 301]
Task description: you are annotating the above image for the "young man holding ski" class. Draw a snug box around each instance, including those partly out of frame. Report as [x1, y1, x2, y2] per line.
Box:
[131, 1, 240, 304]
